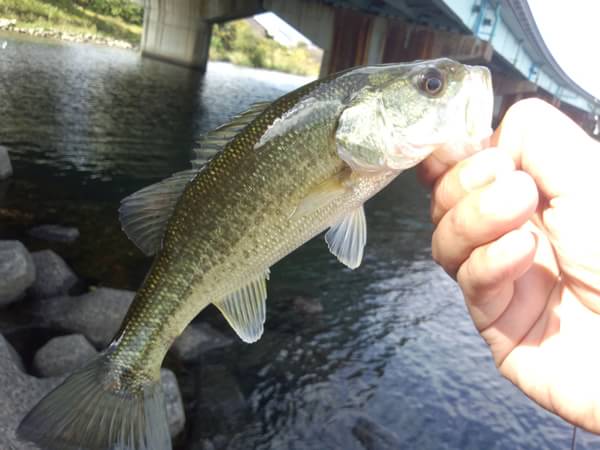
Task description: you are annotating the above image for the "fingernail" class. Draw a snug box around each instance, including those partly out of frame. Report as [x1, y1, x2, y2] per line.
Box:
[458, 149, 514, 191]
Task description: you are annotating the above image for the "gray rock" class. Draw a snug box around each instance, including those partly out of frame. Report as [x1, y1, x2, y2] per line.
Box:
[172, 322, 234, 363]
[191, 439, 216, 450]
[213, 435, 229, 450]
[293, 295, 324, 314]
[195, 365, 246, 433]
[0, 334, 185, 448]
[29, 250, 78, 300]
[33, 334, 98, 377]
[317, 412, 403, 450]
[161, 368, 186, 438]
[0, 241, 35, 307]
[0, 334, 61, 450]
[35, 287, 134, 347]
[28, 225, 80, 243]
[5, 337, 25, 372]
[0, 146, 13, 179]
[352, 415, 402, 450]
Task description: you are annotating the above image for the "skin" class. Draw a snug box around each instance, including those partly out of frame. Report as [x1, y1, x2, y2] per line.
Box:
[418, 98, 600, 433]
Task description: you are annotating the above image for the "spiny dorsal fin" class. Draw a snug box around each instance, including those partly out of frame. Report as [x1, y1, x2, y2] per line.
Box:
[325, 206, 367, 269]
[213, 270, 270, 343]
[120, 102, 271, 255]
[192, 101, 271, 169]
[119, 169, 196, 256]
[254, 98, 343, 151]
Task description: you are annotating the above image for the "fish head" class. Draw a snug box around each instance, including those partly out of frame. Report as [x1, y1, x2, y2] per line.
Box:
[336, 58, 494, 172]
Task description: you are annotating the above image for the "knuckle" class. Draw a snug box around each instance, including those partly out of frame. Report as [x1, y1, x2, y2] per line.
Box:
[449, 205, 471, 241]
[431, 227, 459, 279]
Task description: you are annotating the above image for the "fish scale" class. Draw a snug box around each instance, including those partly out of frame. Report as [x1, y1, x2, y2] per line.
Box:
[110, 73, 367, 380]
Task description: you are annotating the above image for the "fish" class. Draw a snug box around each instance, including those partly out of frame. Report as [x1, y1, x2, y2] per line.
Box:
[17, 57, 493, 450]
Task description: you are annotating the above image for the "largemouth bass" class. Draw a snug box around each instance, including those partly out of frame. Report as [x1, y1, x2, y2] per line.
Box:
[18, 58, 493, 450]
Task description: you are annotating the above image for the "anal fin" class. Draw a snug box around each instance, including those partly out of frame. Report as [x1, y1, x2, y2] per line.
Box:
[213, 270, 270, 343]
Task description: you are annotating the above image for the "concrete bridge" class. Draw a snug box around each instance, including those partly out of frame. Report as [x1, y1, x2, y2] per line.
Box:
[140, 0, 599, 130]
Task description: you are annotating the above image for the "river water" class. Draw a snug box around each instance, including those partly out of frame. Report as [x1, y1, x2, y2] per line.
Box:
[0, 32, 598, 450]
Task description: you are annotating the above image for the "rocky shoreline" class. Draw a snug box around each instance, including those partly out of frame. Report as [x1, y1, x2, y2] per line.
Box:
[0, 143, 246, 450]
[0, 146, 392, 450]
[0, 233, 251, 449]
[0, 18, 137, 50]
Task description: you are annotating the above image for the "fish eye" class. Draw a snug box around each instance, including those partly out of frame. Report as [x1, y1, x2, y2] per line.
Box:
[417, 68, 446, 97]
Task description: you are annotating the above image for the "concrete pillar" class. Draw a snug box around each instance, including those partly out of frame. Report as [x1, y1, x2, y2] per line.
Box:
[142, 0, 212, 70]
[265, 0, 335, 77]
[365, 17, 387, 65]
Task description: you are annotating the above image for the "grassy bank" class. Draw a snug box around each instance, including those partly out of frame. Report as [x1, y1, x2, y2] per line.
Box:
[210, 20, 321, 77]
[0, 0, 142, 45]
[0, 1, 320, 76]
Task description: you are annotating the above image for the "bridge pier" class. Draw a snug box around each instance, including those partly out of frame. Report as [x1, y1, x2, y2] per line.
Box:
[324, 9, 494, 75]
[141, 0, 264, 70]
[142, 0, 211, 69]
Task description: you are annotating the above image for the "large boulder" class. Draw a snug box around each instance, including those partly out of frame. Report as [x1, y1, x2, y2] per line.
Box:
[4, 337, 25, 373]
[28, 225, 80, 244]
[0, 334, 61, 450]
[0, 146, 13, 180]
[161, 368, 186, 438]
[33, 334, 97, 377]
[0, 241, 35, 307]
[172, 322, 234, 363]
[29, 250, 78, 300]
[35, 287, 134, 348]
[192, 365, 246, 437]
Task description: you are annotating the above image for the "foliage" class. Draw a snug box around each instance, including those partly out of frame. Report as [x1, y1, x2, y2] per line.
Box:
[0, 0, 142, 43]
[73, 0, 142, 25]
[210, 20, 321, 77]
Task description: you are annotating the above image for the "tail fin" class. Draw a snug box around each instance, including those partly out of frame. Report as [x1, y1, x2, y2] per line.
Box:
[17, 353, 171, 450]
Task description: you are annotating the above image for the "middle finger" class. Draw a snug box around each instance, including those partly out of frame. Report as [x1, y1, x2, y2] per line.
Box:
[431, 147, 515, 225]
[432, 170, 538, 278]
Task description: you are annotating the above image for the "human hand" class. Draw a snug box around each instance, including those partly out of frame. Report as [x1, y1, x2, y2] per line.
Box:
[418, 98, 600, 433]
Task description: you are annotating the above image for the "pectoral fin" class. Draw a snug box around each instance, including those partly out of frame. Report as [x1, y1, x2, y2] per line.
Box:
[291, 170, 351, 220]
[325, 206, 367, 269]
[213, 270, 270, 343]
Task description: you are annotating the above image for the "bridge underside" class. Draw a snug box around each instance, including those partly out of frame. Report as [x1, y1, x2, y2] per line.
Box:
[141, 0, 593, 126]
[141, 0, 493, 73]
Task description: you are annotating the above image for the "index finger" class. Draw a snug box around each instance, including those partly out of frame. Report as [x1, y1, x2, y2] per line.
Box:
[416, 152, 452, 188]
[494, 98, 600, 200]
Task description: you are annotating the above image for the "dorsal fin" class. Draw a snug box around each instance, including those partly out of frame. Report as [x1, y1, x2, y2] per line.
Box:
[119, 170, 196, 255]
[254, 98, 343, 151]
[192, 101, 271, 169]
[120, 101, 271, 255]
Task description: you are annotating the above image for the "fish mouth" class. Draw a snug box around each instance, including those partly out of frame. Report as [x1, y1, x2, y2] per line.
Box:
[464, 65, 494, 141]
